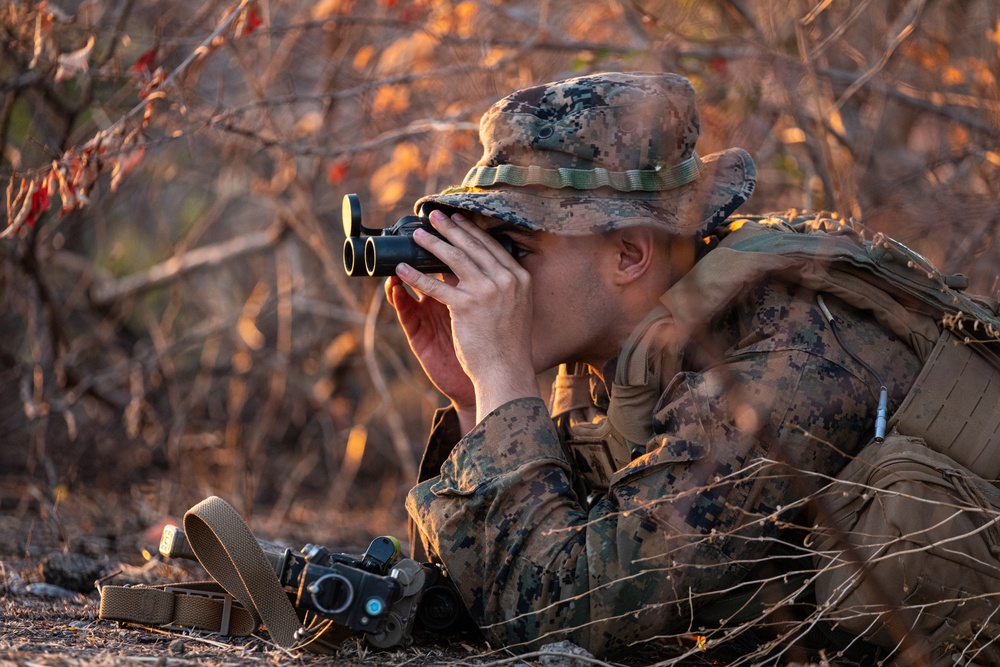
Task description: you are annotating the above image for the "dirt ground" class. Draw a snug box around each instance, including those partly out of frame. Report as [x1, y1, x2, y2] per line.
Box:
[0, 476, 488, 667]
[0, 592, 499, 667]
[0, 477, 699, 667]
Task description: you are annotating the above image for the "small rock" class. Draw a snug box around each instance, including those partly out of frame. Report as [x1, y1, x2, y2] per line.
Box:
[539, 640, 595, 667]
[69, 620, 90, 629]
[24, 582, 83, 601]
[41, 552, 108, 593]
[169, 638, 186, 655]
[4, 570, 28, 596]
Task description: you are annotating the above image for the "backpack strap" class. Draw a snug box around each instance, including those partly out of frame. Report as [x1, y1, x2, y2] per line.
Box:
[180, 496, 304, 646]
[606, 305, 673, 447]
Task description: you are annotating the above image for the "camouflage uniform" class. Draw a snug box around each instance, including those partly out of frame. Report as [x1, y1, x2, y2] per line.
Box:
[407, 234, 923, 655]
[402, 73, 924, 656]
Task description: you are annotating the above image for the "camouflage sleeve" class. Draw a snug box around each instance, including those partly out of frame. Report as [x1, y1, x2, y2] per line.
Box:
[406, 284, 920, 656]
[416, 407, 463, 484]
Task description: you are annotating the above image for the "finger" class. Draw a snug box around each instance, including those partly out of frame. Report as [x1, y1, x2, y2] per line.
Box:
[395, 262, 459, 305]
[417, 212, 521, 279]
[427, 211, 505, 269]
[440, 211, 528, 274]
[386, 276, 414, 312]
[384, 276, 400, 308]
[411, 221, 485, 277]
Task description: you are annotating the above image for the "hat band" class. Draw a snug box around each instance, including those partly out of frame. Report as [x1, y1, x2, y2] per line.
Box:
[461, 153, 704, 193]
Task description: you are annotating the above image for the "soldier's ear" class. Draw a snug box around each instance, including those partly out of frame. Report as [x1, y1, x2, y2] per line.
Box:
[613, 227, 656, 286]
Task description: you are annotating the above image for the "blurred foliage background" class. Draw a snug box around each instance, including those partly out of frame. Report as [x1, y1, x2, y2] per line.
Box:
[2, 0, 999, 547]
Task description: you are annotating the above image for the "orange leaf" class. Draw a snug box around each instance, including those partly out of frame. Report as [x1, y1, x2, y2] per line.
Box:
[311, 0, 354, 18]
[29, 3, 53, 69]
[67, 149, 101, 206]
[353, 45, 375, 70]
[54, 35, 95, 82]
[373, 85, 410, 114]
[51, 161, 77, 213]
[453, 1, 477, 38]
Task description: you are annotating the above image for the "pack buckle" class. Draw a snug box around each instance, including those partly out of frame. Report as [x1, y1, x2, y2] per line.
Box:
[164, 586, 234, 636]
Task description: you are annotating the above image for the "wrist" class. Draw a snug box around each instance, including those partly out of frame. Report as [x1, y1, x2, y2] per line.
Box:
[474, 374, 541, 423]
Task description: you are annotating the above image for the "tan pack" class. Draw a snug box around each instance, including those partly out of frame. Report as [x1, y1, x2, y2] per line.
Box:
[811, 433, 1000, 666]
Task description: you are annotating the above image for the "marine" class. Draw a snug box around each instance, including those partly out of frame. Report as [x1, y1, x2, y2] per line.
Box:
[384, 71, 1000, 663]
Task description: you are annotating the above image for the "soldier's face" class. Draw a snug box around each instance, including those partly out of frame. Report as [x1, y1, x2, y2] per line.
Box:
[474, 215, 623, 373]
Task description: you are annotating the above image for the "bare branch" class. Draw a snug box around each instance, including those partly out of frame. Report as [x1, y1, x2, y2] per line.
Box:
[89, 221, 285, 306]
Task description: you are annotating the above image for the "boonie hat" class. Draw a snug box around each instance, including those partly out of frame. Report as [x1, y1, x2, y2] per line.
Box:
[415, 71, 756, 235]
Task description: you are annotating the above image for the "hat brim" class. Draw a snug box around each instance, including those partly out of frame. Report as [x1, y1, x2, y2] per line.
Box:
[414, 148, 756, 236]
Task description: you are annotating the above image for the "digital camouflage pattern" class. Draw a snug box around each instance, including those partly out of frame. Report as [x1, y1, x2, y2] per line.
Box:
[406, 213, 926, 657]
[415, 72, 756, 236]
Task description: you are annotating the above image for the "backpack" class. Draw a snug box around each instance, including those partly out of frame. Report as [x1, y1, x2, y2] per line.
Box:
[812, 432, 1000, 666]
[552, 211, 1000, 663]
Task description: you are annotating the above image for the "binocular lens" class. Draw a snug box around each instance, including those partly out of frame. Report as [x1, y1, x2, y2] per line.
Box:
[343, 237, 366, 277]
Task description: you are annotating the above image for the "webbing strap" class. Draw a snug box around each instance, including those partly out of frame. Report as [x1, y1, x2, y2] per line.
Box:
[181, 496, 302, 646]
[99, 496, 307, 647]
[462, 153, 703, 192]
[98, 580, 258, 636]
[608, 305, 673, 447]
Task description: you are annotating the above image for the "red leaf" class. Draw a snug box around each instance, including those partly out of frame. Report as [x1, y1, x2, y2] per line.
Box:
[327, 161, 348, 185]
[25, 179, 51, 228]
[110, 144, 146, 192]
[234, 3, 264, 37]
[245, 4, 263, 34]
[133, 47, 157, 75]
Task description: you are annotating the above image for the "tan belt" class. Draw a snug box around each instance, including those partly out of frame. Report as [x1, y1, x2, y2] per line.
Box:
[99, 580, 257, 636]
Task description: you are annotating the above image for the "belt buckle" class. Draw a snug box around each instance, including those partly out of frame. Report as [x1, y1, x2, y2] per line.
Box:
[164, 586, 234, 636]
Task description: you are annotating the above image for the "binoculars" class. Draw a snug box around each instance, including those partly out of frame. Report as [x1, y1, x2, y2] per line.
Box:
[342, 193, 515, 277]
